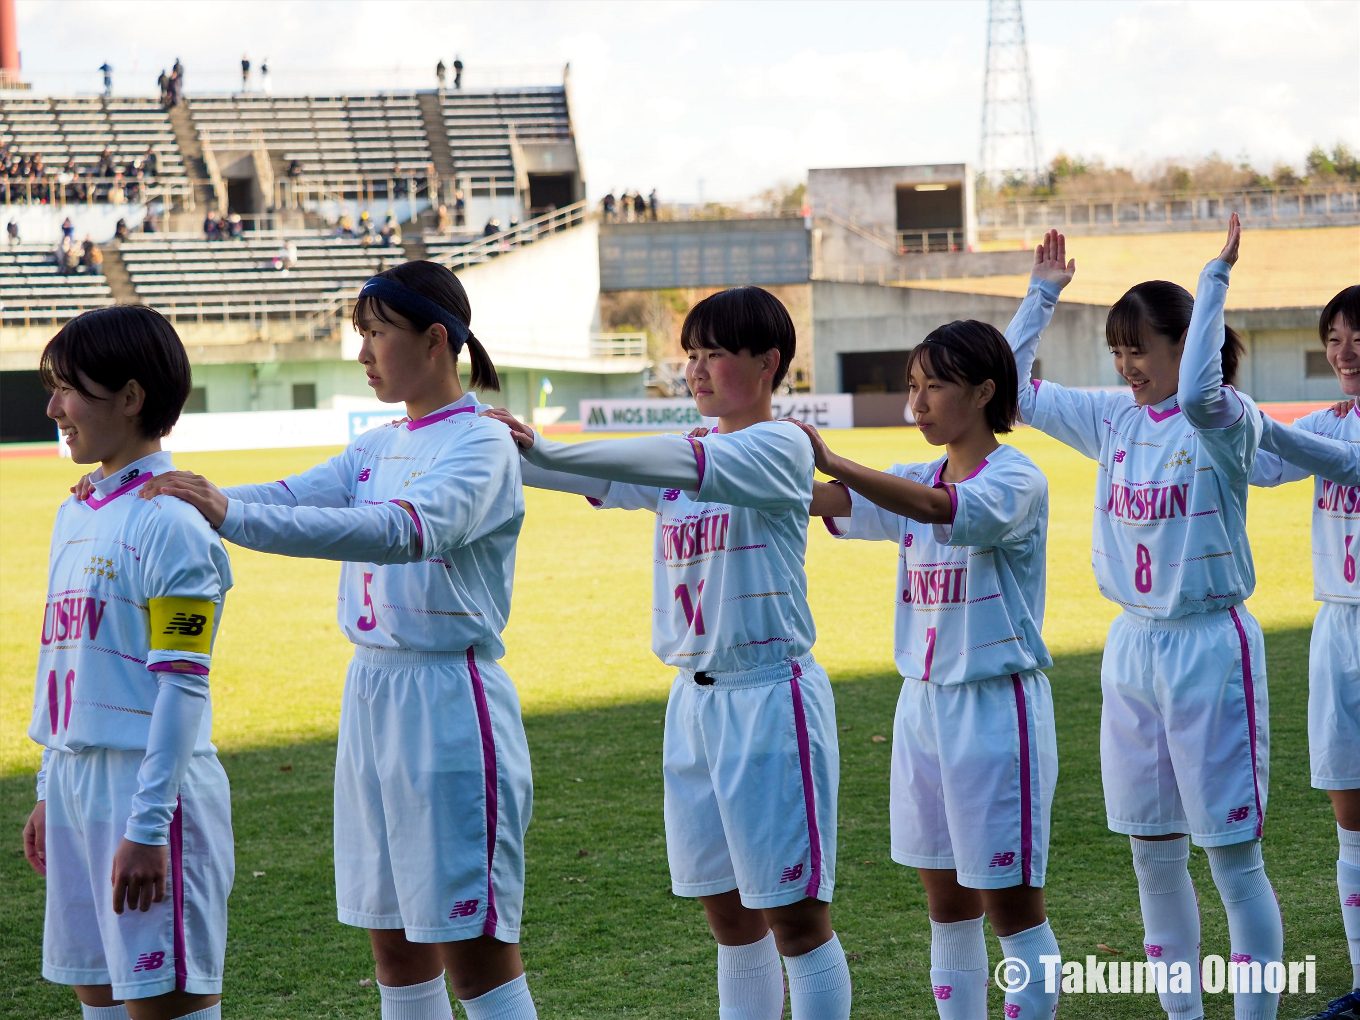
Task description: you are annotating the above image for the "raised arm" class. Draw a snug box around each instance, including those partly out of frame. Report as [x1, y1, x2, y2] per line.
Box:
[1179, 215, 1242, 431]
[1009, 229, 1073, 422]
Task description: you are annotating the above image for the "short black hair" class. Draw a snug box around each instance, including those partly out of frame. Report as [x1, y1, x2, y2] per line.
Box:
[1106, 279, 1245, 386]
[1320, 285, 1360, 343]
[680, 287, 796, 388]
[905, 320, 1020, 434]
[40, 305, 192, 439]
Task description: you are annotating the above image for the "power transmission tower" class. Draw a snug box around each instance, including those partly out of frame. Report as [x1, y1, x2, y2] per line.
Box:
[979, 0, 1043, 186]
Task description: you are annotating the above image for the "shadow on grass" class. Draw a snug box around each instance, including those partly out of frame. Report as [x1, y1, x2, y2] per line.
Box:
[0, 628, 1350, 1018]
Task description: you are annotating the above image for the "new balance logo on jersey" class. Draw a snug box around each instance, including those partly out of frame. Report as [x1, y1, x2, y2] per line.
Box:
[163, 612, 208, 637]
[1344, 894, 1360, 907]
[1114, 450, 1127, 463]
[449, 899, 479, 918]
[989, 851, 1016, 868]
[132, 951, 165, 972]
[663, 489, 680, 501]
[41, 596, 107, 645]
[932, 985, 953, 1000]
[1106, 482, 1189, 521]
[1004, 1004, 1021, 1018]
[1145, 944, 1163, 957]
[780, 863, 804, 884]
[357, 468, 371, 482]
[1226, 806, 1250, 823]
[903, 567, 966, 606]
[118, 467, 141, 485]
[661, 512, 729, 561]
[1318, 479, 1360, 515]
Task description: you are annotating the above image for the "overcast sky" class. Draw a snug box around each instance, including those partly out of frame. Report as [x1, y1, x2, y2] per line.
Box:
[14, 1, 1359, 202]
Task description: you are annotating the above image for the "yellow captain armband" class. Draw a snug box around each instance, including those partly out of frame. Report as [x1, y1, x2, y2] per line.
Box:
[148, 597, 216, 654]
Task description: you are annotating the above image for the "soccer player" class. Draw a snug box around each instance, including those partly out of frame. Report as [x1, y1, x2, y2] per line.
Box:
[1008, 219, 1285, 1020]
[792, 292, 1065, 1020]
[23, 305, 234, 1020]
[485, 286, 852, 1020]
[139, 263, 539, 1020]
[1251, 286, 1360, 1020]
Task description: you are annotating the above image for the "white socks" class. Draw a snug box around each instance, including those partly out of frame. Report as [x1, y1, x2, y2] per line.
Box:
[782, 933, 852, 1020]
[928, 916, 989, 1019]
[460, 974, 538, 1020]
[1131, 836, 1204, 1020]
[1205, 840, 1283, 1020]
[718, 931, 785, 1019]
[997, 920, 1061, 1020]
[81, 1007, 129, 1020]
[380, 973, 453, 1020]
[172, 1007, 221, 1020]
[1339, 826, 1360, 990]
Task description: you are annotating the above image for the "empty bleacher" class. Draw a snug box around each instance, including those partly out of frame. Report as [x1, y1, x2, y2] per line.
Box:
[188, 94, 433, 178]
[0, 243, 114, 323]
[441, 87, 571, 185]
[119, 232, 404, 316]
[0, 97, 186, 180]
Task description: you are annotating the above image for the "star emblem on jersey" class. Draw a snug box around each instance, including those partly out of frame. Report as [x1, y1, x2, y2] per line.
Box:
[1164, 449, 1192, 468]
[404, 470, 424, 487]
[83, 555, 117, 580]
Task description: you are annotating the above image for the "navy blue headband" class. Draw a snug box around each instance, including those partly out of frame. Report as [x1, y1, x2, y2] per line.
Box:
[358, 276, 471, 353]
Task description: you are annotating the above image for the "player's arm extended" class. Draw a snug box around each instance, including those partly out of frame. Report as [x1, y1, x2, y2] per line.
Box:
[1008, 231, 1072, 423]
[791, 419, 951, 523]
[1256, 415, 1360, 485]
[1179, 217, 1243, 431]
[522, 433, 701, 489]
[519, 460, 612, 499]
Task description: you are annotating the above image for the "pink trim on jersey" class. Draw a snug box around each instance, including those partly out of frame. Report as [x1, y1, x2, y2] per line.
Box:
[788, 660, 823, 900]
[1146, 403, 1182, 423]
[1031, 378, 1042, 393]
[466, 649, 500, 936]
[1011, 673, 1033, 886]
[84, 473, 146, 510]
[585, 496, 603, 508]
[406, 404, 475, 431]
[170, 798, 187, 991]
[276, 479, 293, 496]
[390, 500, 424, 554]
[821, 480, 850, 536]
[148, 662, 211, 676]
[1228, 606, 1265, 838]
[688, 437, 707, 490]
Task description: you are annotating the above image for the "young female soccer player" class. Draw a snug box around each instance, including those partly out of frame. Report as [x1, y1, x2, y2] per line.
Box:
[139, 262, 539, 1020]
[24, 306, 234, 1020]
[1009, 219, 1285, 1020]
[792, 291, 1065, 1020]
[485, 287, 851, 1020]
[1251, 286, 1360, 1020]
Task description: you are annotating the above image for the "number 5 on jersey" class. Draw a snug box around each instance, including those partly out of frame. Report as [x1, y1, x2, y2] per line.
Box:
[357, 571, 378, 632]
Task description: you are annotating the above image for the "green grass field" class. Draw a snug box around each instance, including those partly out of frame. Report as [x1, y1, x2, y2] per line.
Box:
[0, 428, 1346, 1018]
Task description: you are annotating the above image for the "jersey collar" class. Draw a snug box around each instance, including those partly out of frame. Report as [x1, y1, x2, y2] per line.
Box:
[405, 392, 483, 431]
[85, 450, 175, 509]
[1146, 393, 1182, 423]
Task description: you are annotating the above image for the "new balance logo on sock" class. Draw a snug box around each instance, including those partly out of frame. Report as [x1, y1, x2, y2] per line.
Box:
[1230, 952, 1252, 963]
[1144, 943, 1163, 957]
[780, 863, 804, 883]
[449, 899, 479, 918]
[990, 851, 1016, 867]
[932, 985, 953, 999]
[1227, 806, 1250, 823]
[132, 951, 165, 972]
[1004, 1004, 1021, 1018]
[1344, 894, 1360, 906]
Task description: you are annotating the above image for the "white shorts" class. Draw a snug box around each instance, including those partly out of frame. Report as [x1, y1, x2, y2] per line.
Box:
[43, 748, 233, 999]
[1101, 606, 1269, 846]
[664, 654, 839, 909]
[335, 646, 532, 943]
[1310, 601, 1360, 790]
[890, 670, 1056, 889]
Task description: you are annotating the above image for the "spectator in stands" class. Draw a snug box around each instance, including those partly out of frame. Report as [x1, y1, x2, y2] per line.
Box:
[602, 190, 616, 222]
[393, 165, 408, 200]
[140, 210, 156, 234]
[453, 57, 463, 89]
[56, 236, 79, 275]
[80, 237, 103, 275]
[99, 62, 112, 97]
[109, 171, 127, 205]
[7, 220, 19, 245]
[454, 188, 466, 226]
[336, 211, 355, 238]
[115, 217, 130, 241]
[649, 188, 659, 220]
[240, 55, 250, 93]
[142, 145, 158, 177]
[169, 60, 183, 106]
[261, 57, 271, 95]
[158, 69, 170, 108]
[61, 217, 74, 242]
[204, 210, 220, 241]
[482, 217, 500, 237]
[358, 211, 375, 247]
[97, 148, 115, 178]
[436, 203, 452, 233]
[227, 212, 244, 239]
[633, 191, 646, 221]
[381, 210, 401, 248]
[288, 159, 303, 178]
[436, 59, 446, 90]
[273, 239, 298, 272]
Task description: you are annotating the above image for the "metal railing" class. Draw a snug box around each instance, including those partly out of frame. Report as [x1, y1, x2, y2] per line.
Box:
[278, 172, 439, 210]
[589, 332, 646, 359]
[897, 230, 964, 254]
[0, 176, 196, 209]
[977, 184, 1360, 232]
[1, 297, 116, 325]
[430, 199, 588, 271]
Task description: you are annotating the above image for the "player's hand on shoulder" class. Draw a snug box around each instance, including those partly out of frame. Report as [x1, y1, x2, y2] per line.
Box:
[1330, 397, 1357, 417]
[71, 473, 95, 500]
[111, 837, 167, 914]
[1218, 212, 1241, 266]
[139, 471, 229, 529]
[784, 417, 836, 475]
[480, 408, 536, 449]
[23, 801, 46, 876]
[1031, 228, 1075, 289]
[684, 427, 711, 438]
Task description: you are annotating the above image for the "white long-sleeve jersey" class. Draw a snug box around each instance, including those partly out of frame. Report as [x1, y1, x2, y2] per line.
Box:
[218, 393, 524, 656]
[824, 444, 1051, 685]
[30, 450, 232, 844]
[1008, 262, 1263, 618]
[522, 421, 817, 672]
[1252, 405, 1360, 604]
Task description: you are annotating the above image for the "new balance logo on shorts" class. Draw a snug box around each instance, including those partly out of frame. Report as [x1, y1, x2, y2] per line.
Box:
[780, 863, 804, 883]
[449, 899, 479, 919]
[132, 951, 165, 972]
[1004, 1003, 1021, 1018]
[989, 851, 1016, 867]
[163, 612, 208, 637]
[932, 985, 953, 1000]
[1345, 894, 1360, 907]
[1144, 943, 1163, 957]
[1226, 805, 1250, 823]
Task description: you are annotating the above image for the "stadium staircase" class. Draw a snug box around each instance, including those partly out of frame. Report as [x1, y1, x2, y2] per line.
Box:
[100, 244, 138, 304]
[166, 103, 216, 211]
[416, 92, 456, 181]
